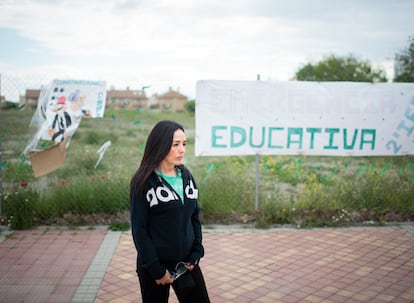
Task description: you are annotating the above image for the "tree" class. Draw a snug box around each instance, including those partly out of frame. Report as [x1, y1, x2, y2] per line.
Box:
[294, 54, 387, 82]
[185, 99, 195, 113]
[394, 35, 414, 82]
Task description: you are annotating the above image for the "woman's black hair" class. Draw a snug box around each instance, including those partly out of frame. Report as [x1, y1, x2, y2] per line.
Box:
[130, 120, 185, 195]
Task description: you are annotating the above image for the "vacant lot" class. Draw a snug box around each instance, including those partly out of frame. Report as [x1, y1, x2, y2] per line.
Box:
[1, 109, 414, 228]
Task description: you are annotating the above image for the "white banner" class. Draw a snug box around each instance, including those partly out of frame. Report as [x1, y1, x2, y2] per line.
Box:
[40, 79, 107, 142]
[24, 79, 107, 154]
[195, 80, 414, 156]
[24, 79, 107, 176]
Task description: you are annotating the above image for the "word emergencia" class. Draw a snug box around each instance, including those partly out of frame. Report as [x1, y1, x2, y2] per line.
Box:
[196, 80, 414, 157]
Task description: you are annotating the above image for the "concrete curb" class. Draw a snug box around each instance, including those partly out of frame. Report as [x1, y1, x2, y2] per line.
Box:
[71, 231, 122, 303]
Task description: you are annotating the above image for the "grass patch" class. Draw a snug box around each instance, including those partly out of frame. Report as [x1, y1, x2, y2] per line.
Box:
[1, 109, 414, 229]
[110, 221, 131, 231]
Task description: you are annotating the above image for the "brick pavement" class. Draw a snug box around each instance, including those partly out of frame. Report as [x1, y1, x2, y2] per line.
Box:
[1, 225, 414, 303]
[96, 226, 414, 303]
[0, 228, 106, 303]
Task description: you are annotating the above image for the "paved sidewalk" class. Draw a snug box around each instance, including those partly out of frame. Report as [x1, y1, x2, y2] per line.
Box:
[0, 227, 107, 303]
[1, 225, 414, 303]
[96, 226, 414, 303]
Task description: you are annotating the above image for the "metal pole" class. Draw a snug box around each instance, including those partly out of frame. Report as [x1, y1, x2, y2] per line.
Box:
[254, 74, 261, 211]
[255, 153, 259, 210]
[0, 73, 3, 215]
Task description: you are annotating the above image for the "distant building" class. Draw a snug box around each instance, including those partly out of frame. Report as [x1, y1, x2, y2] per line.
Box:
[23, 89, 41, 109]
[106, 87, 148, 110]
[149, 88, 188, 112]
[18, 86, 188, 112]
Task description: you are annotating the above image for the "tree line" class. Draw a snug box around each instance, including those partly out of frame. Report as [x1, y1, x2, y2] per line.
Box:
[294, 35, 414, 83]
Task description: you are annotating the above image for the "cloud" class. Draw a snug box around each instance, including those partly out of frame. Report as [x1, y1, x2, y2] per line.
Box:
[0, 0, 413, 99]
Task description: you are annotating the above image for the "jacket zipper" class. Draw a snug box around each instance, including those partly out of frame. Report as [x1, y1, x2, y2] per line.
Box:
[157, 173, 186, 260]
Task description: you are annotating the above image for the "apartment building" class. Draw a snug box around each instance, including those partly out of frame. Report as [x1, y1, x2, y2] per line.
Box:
[18, 87, 188, 111]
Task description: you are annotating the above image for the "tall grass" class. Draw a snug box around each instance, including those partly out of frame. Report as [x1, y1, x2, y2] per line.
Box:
[1, 109, 414, 229]
[198, 157, 256, 221]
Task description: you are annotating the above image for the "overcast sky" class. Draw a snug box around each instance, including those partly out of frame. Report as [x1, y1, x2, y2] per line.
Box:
[1, 0, 413, 100]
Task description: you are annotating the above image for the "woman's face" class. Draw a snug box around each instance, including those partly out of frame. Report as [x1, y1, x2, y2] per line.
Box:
[163, 129, 186, 167]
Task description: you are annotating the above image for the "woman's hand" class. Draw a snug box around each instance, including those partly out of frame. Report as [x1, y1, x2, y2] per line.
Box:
[155, 270, 174, 285]
[184, 263, 194, 271]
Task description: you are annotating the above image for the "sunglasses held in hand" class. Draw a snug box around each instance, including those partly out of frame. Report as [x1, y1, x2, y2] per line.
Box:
[171, 262, 187, 281]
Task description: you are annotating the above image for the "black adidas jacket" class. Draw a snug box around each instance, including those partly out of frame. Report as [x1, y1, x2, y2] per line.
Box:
[130, 166, 204, 280]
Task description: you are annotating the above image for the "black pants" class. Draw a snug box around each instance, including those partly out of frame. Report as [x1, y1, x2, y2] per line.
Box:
[137, 262, 210, 303]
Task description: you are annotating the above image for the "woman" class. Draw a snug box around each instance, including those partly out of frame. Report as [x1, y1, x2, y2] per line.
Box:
[130, 120, 210, 303]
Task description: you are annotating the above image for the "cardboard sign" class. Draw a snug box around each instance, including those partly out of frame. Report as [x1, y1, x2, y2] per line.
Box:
[29, 141, 66, 177]
[24, 79, 107, 176]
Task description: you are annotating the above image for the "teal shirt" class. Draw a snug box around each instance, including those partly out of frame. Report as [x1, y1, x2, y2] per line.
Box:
[157, 169, 184, 203]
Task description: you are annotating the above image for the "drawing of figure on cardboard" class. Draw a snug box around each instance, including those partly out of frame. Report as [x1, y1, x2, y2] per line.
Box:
[68, 89, 93, 119]
[48, 96, 72, 142]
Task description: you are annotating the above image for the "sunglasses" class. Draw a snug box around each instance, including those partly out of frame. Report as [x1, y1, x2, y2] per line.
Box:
[171, 262, 187, 281]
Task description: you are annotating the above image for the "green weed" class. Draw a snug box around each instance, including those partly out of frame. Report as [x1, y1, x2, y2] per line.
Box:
[1, 109, 414, 229]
